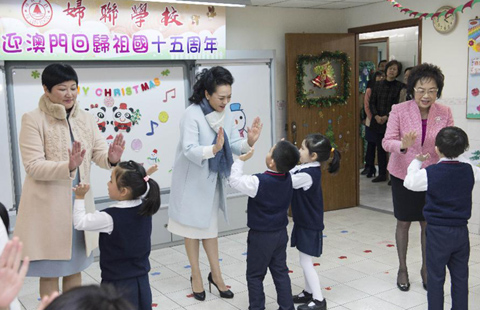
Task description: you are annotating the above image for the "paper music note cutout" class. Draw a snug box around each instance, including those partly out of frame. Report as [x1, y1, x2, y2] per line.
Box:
[163, 88, 176, 102]
[146, 120, 159, 136]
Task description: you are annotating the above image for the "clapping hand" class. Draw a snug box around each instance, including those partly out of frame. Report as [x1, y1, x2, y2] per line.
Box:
[108, 133, 125, 165]
[239, 148, 254, 162]
[401, 131, 418, 149]
[213, 127, 225, 154]
[68, 141, 86, 172]
[415, 153, 430, 162]
[247, 117, 263, 147]
[72, 183, 90, 200]
[0, 237, 29, 309]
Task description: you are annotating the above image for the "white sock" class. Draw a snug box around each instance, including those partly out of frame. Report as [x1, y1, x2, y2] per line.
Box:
[299, 251, 324, 301]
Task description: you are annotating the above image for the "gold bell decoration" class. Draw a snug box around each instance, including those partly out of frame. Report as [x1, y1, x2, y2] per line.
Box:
[311, 61, 337, 89]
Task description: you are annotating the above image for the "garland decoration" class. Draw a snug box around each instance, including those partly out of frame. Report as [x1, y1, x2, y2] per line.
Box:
[296, 51, 351, 108]
[385, 0, 480, 19]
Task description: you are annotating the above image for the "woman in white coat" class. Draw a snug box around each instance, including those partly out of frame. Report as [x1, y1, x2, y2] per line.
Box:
[168, 67, 262, 301]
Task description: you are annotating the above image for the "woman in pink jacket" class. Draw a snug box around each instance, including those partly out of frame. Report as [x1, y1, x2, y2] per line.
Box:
[382, 63, 453, 292]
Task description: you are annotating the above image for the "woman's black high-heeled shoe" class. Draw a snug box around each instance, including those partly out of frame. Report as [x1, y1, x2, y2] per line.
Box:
[361, 166, 370, 175]
[190, 276, 206, 301]
[208, 272, 234, 298]
[372, 174, 387, 183]
[397, 269, 410, 292]
[366, 167, 377, 178]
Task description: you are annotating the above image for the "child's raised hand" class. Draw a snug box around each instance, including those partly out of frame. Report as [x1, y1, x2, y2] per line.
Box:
[415, 153, 430, 162]
[239, 148, 254, 162]
[72, 183, 90, 199]
[146, 164, 158, 176]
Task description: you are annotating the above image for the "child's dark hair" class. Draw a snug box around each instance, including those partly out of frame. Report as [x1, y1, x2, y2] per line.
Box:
[304, 133, 341, 174]
[435, 126, 469, 159]
[45, 284, 135, 310]
[114, 161, 160, 216]
[189, 66, 234, 104]
[385, 60, 403, 78]
[42, 63, 78, 92]
[272, 140, 300, 173]
[0, 202, 9, 232]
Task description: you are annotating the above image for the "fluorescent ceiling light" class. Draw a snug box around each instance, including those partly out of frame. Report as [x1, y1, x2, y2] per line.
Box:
[136, 0, 250, 7]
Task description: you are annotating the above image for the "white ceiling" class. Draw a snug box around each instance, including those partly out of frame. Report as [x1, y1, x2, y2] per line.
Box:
[250, 0, 383, 10]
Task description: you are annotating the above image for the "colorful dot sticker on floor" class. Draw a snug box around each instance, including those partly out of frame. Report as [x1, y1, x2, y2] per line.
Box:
[313, 263, 320, 266]
[325, 287, 332, 290]
[288, 270, 293, 273]
[187, 293, 194, 298]
[242, 252, 247, 255]
[218, 258, 223, 262]
[338, 256, 347, 259]
[341, 230, 348, 233]
[184, 265, 191, 268]
[151, 272, 161, 276]
[323, 235, 327, 237]
[152, 303, 158, 307]
[386, 244, 395, 247]
[364, 250, 372, 253]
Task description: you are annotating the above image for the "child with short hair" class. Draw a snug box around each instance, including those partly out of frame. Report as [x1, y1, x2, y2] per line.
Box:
[404, 126, 480, 310]
[228, 140, 300, 310]
[291, 133, 341, 310]
[72, 161, 160, 310]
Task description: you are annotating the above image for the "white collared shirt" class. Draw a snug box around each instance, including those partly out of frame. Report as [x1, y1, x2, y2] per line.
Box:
[404, 154, 480, 192]
[73, 199, 142, 234]
[228, 159, 264, 198]
[289, 162, 321, 191]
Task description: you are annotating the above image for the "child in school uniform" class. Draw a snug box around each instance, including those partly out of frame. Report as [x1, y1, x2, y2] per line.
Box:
[404, 126, 480, 310]
[72, 161, 160, 310]
[229, 140, 300, 310]
[290, 133, 341, 310]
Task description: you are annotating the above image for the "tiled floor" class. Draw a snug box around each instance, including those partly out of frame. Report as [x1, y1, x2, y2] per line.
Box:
[17, 173, 480, 309]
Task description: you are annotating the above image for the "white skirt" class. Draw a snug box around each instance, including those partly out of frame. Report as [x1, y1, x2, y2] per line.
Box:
[168, 182, 220, 239]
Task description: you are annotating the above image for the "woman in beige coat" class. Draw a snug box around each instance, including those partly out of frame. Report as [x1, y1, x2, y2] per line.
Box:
[13, 64, 125, 298]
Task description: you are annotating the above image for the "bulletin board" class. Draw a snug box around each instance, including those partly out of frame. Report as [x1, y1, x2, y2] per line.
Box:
[7, 63, 188, 200]
[467, 19, 480, 119]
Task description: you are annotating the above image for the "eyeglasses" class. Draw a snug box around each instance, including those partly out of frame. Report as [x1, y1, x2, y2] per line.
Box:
[414, 88, 438, 96]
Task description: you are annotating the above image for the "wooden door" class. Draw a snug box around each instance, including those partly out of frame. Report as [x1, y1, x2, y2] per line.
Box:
[286, 33, 358, 211]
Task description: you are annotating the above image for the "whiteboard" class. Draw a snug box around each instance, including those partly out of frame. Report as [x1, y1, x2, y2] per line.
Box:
[196, 63, 273, 177]
[9, 64, 187, 200]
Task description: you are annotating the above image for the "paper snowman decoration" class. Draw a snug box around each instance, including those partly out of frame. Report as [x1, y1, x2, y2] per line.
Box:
[147, 149, 160, 165]
[230, 103, 247, 138]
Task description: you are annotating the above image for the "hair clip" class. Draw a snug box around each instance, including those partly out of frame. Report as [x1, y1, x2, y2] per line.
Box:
[143, 175, 150, 182]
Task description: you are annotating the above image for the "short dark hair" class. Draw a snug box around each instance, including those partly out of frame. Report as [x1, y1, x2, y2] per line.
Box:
[435, 126, 469, 159]
[189, 66, 234, 104]
[271, 140, 300, 173]
[406, 63, 444, 99]
[366, 70, 385, 89]
[378, 60, 387, 67]
[404, 67, 414, 74]
[45, 284, 135, 310]
[42, 63, 78, 92]
[385, 60, 402, 78]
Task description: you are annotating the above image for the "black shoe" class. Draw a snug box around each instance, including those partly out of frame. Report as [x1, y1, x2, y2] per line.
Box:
[208, 272, 234, 298]
[293, 290, 312, 304]
[190, 276, 206, 301]
[388, 180, 392, 186]
[421, 268, 427, 291]
[372, 175, 387, 183]
[396, 269, 410, 292]
[297, 298, 327, 310]
[361, 167, 369, 175]
[366, 167, 377, 178]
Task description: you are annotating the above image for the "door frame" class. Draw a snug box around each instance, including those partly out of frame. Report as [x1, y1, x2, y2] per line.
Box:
[360, 37, 390, 62]
[348, 19, 422, 207]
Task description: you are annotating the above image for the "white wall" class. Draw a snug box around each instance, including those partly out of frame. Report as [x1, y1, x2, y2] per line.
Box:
[226, 6, 346, 138]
